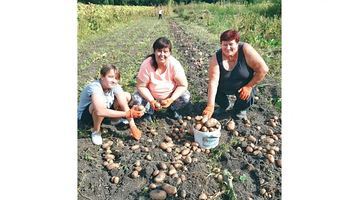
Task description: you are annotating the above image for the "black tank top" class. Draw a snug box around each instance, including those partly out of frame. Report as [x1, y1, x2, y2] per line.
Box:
[216, 42, 254, 93]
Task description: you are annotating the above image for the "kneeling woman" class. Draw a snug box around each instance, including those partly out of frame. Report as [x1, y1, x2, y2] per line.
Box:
[134, 37, 190, 121]
[78, 64, 144, 145]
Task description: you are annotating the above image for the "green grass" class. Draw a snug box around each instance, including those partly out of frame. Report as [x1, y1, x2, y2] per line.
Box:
[172, 2, 281, 82]
[78, 3, 157, 42]
[78, 16, 170, 94]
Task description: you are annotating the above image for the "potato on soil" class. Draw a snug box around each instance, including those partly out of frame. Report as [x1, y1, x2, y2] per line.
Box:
[149, 183, 157, 189]
[180, 190, 187, 198]
[134, 160, 141, 167]
[162, 183, 177, 195]
[146, 154, 152, 160]
[168, 167, 177, 176]
[131, 170, 140, 178]
[183, 156, 192, 164]
[181, 148, 190, 156]
[216, 174, 223, 182]
[152, 169, 160, 177]
[107, 163, 119, 170]
[199, 192, 207, 200]
[111, 176, 119, 184]
[131, 144, 140, 150]
[159, 162, 167, 170]
[267, 154, 275, 163]
[154, 171, 166, 183]
[275, 159, 282, 167]
[159, 142, 168, 150]
[226, 120, 236, 131]
[102, 141, 113, 149]
[104, 154, 115, 160]
[212, 167, 221, 173]
[149, 189, 167, 200]
[134, 166, 142, 172]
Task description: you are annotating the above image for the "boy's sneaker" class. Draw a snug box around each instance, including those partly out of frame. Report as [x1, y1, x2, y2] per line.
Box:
[111, 118, 129, 126]
[91, 131, 102, 145]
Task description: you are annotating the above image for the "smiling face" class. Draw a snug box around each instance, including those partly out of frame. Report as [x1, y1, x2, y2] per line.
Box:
[154, 47, 171, 66]
[221, 39, 239, 58]
[101, 69, 119, 90]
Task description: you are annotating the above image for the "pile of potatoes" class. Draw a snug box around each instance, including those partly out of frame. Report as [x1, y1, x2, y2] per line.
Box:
[131, 160, 142, 178]
[148, 140, 214, 199]
[193, 115, 221, 132]
[267, 115, 280, 128]
[101, 140, 122, 183]
[231, 116, 281, 167]
[148, 161, 187, 199]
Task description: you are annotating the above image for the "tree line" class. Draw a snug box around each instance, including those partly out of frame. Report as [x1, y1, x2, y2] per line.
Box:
[77, 0, 264, 6]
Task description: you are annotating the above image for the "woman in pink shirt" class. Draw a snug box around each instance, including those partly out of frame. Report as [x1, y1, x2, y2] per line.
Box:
[133, 37, 190, 121]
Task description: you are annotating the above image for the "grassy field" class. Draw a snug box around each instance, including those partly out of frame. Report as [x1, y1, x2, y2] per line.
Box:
[173, 2, 281, 82]
[78, 3, 165, 42]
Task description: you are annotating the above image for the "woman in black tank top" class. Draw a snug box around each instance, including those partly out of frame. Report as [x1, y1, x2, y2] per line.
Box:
[202, 29, 269, 120]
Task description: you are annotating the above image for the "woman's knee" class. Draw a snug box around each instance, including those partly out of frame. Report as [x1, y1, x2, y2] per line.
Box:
[172, 90, 191, 109]
[132, 92, 146, 105]
[180, 90, 191, 104]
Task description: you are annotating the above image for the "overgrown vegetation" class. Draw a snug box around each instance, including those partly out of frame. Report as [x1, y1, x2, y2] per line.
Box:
[172, 1, 281, 81]
[78, 3, 157, 41]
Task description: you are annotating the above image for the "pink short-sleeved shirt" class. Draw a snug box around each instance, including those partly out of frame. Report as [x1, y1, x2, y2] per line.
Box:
[137, 56, 185, 99]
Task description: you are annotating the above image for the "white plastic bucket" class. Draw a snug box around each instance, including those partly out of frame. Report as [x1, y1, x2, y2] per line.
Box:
[193, 126, 221, 149]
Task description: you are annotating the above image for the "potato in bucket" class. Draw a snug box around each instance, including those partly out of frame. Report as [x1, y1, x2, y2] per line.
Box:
[192, 116, 221, 149]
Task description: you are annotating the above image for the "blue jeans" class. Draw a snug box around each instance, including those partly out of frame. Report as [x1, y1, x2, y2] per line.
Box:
[215, 87, 256, 112]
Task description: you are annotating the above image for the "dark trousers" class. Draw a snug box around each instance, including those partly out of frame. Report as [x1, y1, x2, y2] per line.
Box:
[215, 88, 255, 112]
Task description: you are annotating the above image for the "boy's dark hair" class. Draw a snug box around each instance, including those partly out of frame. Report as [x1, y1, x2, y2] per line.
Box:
[100, 64, 120, 80]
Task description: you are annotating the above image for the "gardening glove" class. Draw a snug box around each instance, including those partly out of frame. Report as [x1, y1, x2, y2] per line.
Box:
[125, 107, 144, 119]
[160, 98, 174, 108]
[130, 126, 142, 141]
[238, 85, 252, 100]
[202, 104, 215, 118]
[150, 100, 161, 111]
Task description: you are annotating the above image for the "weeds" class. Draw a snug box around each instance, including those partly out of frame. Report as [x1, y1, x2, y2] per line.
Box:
[172, 2, 281, 82]
[239, 174, 247, 183]
[210, 137, 240, 162]
[273, 97, 282, 112]
[78, 3, 156, 41]
[223, 169, 237, 200]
